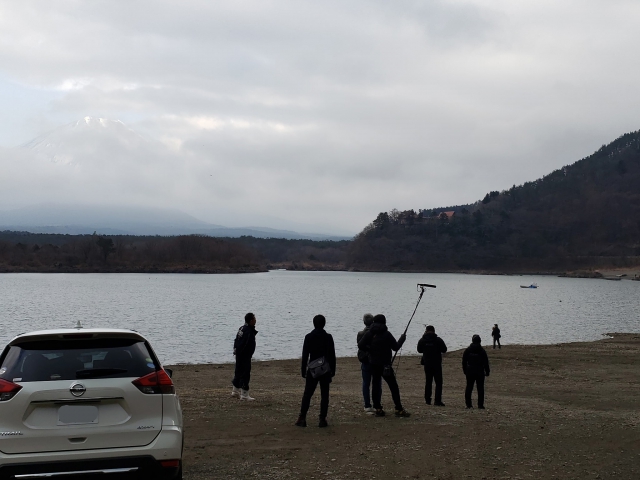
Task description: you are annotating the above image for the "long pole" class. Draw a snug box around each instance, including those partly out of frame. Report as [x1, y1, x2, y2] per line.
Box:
[391, 283, 436, 366]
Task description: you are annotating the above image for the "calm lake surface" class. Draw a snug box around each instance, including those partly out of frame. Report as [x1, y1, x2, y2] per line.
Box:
[0, 271, 638, 365]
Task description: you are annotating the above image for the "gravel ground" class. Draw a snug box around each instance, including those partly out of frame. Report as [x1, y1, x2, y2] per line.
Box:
[169, 333, 640, 480]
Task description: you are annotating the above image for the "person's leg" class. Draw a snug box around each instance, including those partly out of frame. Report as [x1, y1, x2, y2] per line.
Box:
[241, 359, 252, 391]
[361, 362, 372, 408]
[477, 374, 485, 408]
[371, 365, 383, 409]
[434, 366, 443, 404]
[493, 338, 496, 349]
[299, 375, 319, 418]
[497, 338, 501, 349]
[232, 358, 242, 388]
[424, 366, 433, 404]
[319, 375, 331, 419]
[465, 374, 474, 408]
[382, 373, 403, 411]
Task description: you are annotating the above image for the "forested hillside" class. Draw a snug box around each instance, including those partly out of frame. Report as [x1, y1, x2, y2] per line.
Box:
[348, 131, 640, 272]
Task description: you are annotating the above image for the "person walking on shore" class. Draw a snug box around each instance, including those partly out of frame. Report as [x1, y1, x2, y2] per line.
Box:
[462, 335, 490, 409]
[357, 313, 379, 414]
[295, 315, 336, 428]
[417, 325, 447, 406]
[232, 312, 258, 401]
[491, 324, 501, 349]
[357, 314, 410, 417]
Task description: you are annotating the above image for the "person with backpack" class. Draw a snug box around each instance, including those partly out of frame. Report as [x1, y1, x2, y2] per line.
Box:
[417, 325, 448, 406]
[357, 314, 410, 417]
[491, 324, 501, 349]
[357, 313, 380, 414]
[232, 312, 258, 401]
[462, 334, 490, 409]
[295, 315, 336, 428]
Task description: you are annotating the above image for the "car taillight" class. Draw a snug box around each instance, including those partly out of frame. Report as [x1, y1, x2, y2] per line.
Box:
[132, 370, 175, 394]
[0, 379, 22, 401]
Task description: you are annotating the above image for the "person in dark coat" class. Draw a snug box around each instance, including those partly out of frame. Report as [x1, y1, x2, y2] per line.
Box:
[295, 315, 336, 428]
[462, 334, 490, 409]
[357, 314, 410, 417]
[417, 325, 448, 406]
[491, 324, 501, 349]
[357, 313, 380, 414]
[232, 312, 258, 401]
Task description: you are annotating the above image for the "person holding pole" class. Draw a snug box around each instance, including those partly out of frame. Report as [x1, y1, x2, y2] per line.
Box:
[417, 325, 448, 406]
[357, 314, 410, 417]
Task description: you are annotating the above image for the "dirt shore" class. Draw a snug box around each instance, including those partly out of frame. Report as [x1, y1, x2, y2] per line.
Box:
[170, 334, 640, 479]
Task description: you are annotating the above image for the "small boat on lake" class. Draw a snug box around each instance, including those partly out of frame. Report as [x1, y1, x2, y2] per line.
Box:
[520, 283, 538, 289]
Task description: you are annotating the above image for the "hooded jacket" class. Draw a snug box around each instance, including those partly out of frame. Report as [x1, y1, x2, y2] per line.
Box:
[462, 343, 490, 376]
[233, 323, 257, 359]
[417, 332, 447, 367]
[357, 322, 405, 366]
[301, 327, 336, 377]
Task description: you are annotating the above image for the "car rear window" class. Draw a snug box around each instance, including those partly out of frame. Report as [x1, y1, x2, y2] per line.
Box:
[0, 338, 158, 382]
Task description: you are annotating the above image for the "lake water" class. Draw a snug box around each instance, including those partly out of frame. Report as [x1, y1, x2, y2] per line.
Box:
[0, 271, 638, 365]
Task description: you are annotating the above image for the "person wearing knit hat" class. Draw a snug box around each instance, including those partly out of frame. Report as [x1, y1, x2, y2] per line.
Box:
[357, 314, 410, 417]
[356, 313, 380, 414]
[462, 334, 491, 409]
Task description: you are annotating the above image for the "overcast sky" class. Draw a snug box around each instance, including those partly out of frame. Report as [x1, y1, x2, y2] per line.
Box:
[0, 0, 639, 235]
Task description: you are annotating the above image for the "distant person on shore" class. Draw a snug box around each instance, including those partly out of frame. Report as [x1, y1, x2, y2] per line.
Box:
[462, 335, 490, 409]
[357, 314, 410, 417]
[295, 315, 336, 428]
[232, 312, 258, 401]
[491, 324, 501, 349]
[417, 325, 448, 406]
[357, 313, 380, 414]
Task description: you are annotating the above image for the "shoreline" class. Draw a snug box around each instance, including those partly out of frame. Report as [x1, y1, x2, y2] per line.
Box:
[172, 333, 640, 479]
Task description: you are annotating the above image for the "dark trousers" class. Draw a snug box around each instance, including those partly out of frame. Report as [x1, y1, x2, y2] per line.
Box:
[371, 364, 403, 411]
[232, 356, 252, 390]
[361, 362, 381, 408]
[465, 372, 485, 407]
[424, 364, 443, 403]
[493, 337, 501, 349]
[299, 373, 331, 419]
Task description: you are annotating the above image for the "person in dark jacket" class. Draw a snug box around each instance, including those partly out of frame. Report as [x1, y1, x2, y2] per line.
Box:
[295, 315, 336, 428]
[232, 312, 258, 401]
[462, 334, 490, 409]
[357, 313, 380, 414]
[491, 324, 501, 349]
[417, 325, 447, 406]
[357, 314, 410, 417]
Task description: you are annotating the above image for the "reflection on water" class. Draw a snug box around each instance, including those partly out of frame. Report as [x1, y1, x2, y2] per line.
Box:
[0, 272, 638, 364]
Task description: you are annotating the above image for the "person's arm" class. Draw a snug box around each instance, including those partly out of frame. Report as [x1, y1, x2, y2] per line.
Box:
[389, 332, 406, 352]
[300, 336, 309, 377]
[462, 349, 468, 374]
[484, 350, 490, 376]
[417, 336, 425, 353]
[439, 338, 448, 354]
[328, 334, 336, 377]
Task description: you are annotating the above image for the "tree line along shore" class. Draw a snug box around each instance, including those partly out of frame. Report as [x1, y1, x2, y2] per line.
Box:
[172, 334, 640, 479]
[2, 130, 640, 274]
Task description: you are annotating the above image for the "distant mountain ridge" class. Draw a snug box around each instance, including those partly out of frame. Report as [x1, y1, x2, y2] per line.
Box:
[0, 204, 350, 240]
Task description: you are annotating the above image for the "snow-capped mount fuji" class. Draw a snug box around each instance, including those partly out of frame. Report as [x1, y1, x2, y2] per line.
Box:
[21, 116, 150, 165]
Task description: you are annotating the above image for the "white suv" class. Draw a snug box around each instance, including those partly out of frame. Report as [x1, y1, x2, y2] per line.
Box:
[0, 328, 183, 479]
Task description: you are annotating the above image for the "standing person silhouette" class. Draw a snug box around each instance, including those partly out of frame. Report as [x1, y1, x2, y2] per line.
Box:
[295, 315, 336, 428]
[491, 324, 501, 349]
[232, 312, 258, 401]
[462, 335, 490, 409]
[357, 313, 380, 414]
[417, 325, 448, 406]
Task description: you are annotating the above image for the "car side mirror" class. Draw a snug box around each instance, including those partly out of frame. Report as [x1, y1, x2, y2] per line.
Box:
[164, 368, 173, 378]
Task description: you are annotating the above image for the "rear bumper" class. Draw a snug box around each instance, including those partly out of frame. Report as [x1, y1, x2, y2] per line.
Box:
[0, 455, 180, 479]
[0, 427, 182, 479]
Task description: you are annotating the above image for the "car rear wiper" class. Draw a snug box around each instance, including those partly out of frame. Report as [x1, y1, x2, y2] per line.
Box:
[76, 368, 128, 379]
